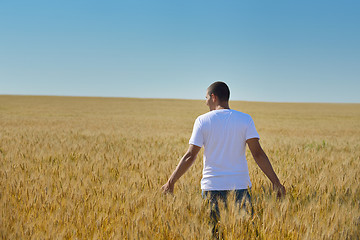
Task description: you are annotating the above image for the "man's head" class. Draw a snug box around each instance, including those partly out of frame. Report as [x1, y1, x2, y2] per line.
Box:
[206, 81, 230, 111]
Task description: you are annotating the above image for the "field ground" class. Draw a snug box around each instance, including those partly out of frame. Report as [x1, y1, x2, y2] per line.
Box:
[1, 95, 360, 239]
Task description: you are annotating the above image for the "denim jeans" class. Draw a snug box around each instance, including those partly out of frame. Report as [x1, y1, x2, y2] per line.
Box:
[202, 189, 253, 237]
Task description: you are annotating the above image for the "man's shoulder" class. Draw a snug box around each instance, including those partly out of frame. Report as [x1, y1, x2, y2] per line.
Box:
[196, 109, 252, 121]
[231, 109, 253, 120]
[195, 110, 218, 122]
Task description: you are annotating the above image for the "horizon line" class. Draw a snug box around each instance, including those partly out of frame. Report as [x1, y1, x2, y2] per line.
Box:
[1, 94, 359, 105]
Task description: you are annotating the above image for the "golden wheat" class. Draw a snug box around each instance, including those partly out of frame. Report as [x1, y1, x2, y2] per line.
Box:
[0, 95, 359, 239]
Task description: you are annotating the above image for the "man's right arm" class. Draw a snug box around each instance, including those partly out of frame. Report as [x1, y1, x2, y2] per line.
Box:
[247, 138, 286, 198]
[161, 144, 201, 194]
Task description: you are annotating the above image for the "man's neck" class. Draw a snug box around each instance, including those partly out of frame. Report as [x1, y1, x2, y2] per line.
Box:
[214, 104, 230, 110]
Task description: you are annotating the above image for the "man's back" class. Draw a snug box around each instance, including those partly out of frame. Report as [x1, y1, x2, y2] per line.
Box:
[189, 109, 259, 190]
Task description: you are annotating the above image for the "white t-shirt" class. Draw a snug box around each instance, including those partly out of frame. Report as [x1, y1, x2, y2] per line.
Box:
[189, 109, 259, 190]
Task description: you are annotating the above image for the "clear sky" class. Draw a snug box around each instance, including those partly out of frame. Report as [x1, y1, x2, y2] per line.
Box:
[1, 0, 359, 103]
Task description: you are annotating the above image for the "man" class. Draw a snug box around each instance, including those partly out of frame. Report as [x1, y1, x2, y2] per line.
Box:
[161, 82, 285, 234]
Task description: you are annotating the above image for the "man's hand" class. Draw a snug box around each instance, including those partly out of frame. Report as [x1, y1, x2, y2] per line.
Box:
[273, 183, 286, 198]
[161, 181, 174, 194]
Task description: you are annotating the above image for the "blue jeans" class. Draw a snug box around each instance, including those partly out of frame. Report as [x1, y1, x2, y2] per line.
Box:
[202, 189, 253, 237]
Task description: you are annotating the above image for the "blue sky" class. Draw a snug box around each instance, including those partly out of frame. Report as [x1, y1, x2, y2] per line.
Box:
[1, 0, 359, 103]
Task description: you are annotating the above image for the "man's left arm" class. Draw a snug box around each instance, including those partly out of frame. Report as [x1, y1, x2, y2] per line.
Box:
[247, 138, 286, 198]
[161, 144, 201, 194]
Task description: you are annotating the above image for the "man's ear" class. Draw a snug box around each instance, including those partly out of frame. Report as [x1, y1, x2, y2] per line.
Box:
[211, 93, 217, 102]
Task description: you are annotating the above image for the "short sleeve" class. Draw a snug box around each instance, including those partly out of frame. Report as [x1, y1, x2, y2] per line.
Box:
[245, 117, 260, 140]
[189, 117, 204, 147]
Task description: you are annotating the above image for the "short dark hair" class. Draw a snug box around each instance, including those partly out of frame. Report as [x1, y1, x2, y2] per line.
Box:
[207, 81, 230, 102]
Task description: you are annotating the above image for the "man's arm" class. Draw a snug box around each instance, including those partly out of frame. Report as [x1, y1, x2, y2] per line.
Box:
[247, 138, 286, 198]
[161, 144, 201, 194]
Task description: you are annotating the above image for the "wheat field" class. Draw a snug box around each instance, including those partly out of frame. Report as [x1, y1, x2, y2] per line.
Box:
[0, 95, 359, 239]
